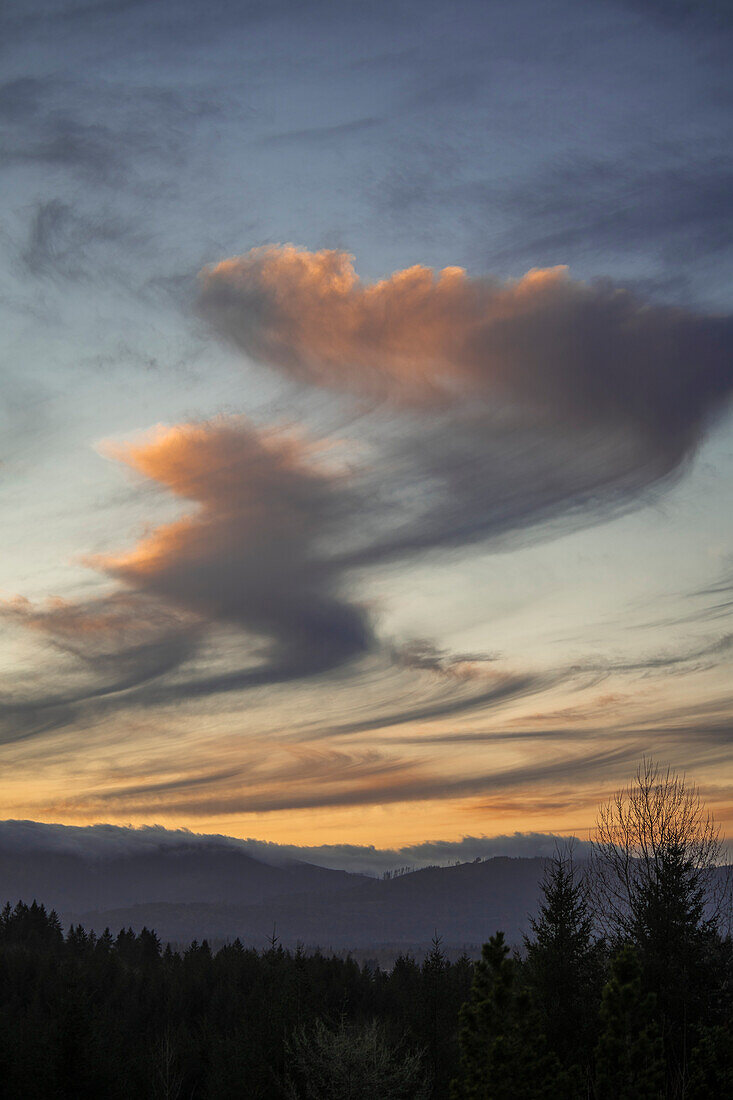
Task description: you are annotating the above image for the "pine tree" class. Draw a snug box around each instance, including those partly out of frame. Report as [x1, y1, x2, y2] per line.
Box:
[421, 933, 449, 1097]
[451, 932, 566, 1100]
[95, 927, 114, 955]
[687, 1023, 733, 1098]
[594, 945, 664, 1100]
[524, 849, 604, 1077]
[66, 923, 92, 956]
[137, 926, 162, 964]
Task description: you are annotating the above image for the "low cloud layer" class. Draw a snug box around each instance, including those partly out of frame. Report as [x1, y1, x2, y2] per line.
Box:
[0, 818, 592, 874]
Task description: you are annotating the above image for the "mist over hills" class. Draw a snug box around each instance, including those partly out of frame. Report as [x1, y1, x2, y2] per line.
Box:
[1, 820, 730, 954]
[0, 844, 364, 913]
[0, 819, 590, 874]
[0, 820, 557, 951]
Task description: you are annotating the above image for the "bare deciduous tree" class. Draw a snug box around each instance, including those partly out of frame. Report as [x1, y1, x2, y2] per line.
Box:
[153, 1027, 184, 1100]
[283, 1018, 429, 1100]
[592, 759, 731, 1096]
[591, 758, 724, 941]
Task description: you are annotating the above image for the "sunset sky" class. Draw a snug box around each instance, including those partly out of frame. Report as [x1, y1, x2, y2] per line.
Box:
[1, 0, 732, 858]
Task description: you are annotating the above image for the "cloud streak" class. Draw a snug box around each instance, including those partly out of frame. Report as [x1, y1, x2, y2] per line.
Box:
[55, 741, 638, 819]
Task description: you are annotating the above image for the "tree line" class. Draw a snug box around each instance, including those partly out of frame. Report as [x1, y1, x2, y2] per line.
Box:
[0, 760, 730, 1098]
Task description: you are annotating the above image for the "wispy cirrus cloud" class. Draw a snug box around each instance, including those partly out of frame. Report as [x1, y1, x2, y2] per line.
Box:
[20, 199, 132, 280]
[484, 153, 733, 281]
[51, 741, 639, 819]
[0, 591, 203, 743]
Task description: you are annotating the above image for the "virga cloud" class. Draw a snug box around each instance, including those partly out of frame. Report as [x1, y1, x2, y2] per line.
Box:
[96, 419, 373, 680]
[199, 246, 733, 564]
[199, 246, 733, 448]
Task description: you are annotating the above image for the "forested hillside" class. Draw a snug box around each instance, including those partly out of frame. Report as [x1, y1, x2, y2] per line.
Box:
[1, 765, 732, 1097]
[67, 857, 550, 953]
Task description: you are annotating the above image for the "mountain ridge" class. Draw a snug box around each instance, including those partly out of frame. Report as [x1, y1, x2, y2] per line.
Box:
[61, 856, 552, 951]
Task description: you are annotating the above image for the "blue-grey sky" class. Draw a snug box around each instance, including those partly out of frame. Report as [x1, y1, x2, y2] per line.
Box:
[1, 0, 732, 849]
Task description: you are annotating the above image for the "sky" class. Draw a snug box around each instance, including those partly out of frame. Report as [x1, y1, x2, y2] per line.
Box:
[1, 0, 732, 859]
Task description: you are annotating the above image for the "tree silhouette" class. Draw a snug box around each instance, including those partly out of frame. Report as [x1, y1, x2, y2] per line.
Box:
[592, 758, 728, 1085]
[594, 944, 664, 1100]
[524, 847, 604, 1082]
[420, 932, 453, 1097]
[451, 931, 565, 1099]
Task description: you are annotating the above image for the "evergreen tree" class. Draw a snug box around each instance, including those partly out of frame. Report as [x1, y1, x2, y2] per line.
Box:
[137, 927, 162, 964]
[389, 952, 423, 1045]
[687, 1023, 733, 1099]
[594, 945, 664, 1100]
[421, 933, 450, 1097]
[96, 927, 114, 954]
[524, 849, 604, 1078]
[451, 932, 566, 1100]
[1, 900, 63, 950]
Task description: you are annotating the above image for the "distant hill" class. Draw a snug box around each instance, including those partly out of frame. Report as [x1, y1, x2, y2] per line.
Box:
[68, 856, 550, 951]
[6, 824, 726, 955]
[0, 843, 365, 914]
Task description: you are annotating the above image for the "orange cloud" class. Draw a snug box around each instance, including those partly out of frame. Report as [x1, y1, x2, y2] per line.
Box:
[1, 592, 193, 652]
[98, 421, 333, 581]
[199, 246, 733, 450]
[200, 246, 571, 406]
[94, 418, 373, 682]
